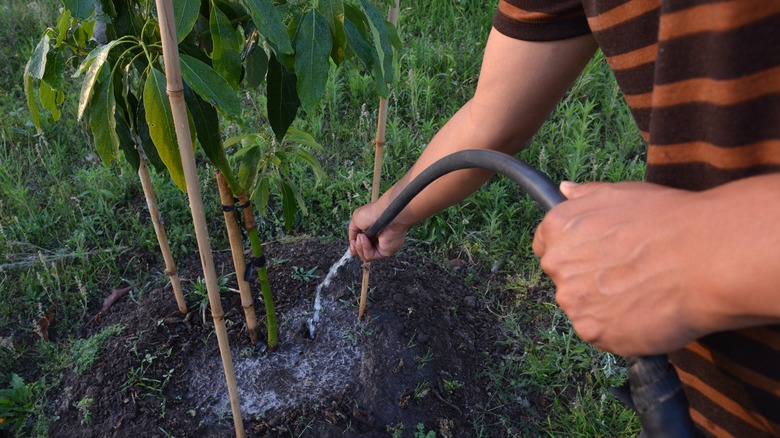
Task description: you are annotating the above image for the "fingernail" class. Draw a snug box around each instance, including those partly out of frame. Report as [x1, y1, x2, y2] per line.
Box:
[560, 181, 578, 190]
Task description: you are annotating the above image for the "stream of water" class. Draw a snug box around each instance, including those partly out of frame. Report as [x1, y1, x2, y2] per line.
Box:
[308, 249, 353, 338]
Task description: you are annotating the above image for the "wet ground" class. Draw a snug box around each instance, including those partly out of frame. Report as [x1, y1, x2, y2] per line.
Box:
[48, 239, 532, 437]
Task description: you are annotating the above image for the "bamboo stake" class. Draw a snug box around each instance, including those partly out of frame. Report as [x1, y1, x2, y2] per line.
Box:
[216, 171, 259, 345]
[137, 151, 188, 314]
[359, 0, 400, 320]
[152, 0, 244, 436]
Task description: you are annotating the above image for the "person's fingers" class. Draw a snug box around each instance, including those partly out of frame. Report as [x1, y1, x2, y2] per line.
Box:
[532, 224, 546, 257]
[559, 181, 607, 199]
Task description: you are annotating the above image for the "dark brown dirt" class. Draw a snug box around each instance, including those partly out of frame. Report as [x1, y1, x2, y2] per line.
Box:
[47, 239, 522, 437]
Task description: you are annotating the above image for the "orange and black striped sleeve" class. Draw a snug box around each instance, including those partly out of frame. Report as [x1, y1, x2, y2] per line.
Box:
[492, 0, 590, 41]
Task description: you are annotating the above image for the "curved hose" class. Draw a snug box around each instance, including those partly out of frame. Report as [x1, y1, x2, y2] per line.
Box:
[364, 149, 695, 437]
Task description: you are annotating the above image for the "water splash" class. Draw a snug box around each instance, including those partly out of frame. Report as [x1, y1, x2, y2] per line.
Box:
[308, 249, 353, 338]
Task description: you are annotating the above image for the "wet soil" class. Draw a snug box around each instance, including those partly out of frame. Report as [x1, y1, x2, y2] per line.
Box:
[47, 239, 526, 437]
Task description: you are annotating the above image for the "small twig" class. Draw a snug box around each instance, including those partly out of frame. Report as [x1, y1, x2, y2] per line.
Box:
[432, 388, 463, 416]
[101, 285, 134, 313]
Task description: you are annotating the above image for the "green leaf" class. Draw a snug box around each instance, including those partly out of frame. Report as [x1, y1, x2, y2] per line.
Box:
[343, 13, 372, 67]
[224, 133, 259, 149]
[286, 177, 308, 217]
[284, 126, 321, 150]
[243, 0, 293, 54]
[43, 49, 66, 90]
[245, 45, 268, 88]
[359, 0, 393, 84]
[252, 176, 270, 216]
[24, 63, 41, 131]
[173, 0, 200, 43]
[115, 107, 140, 171]
[179, 54, 242, 119]
[62, 0, 96, 20]
[56, 9, 72, 47]
[317, 0, 347, 64]
[144, 68, 187, 191]
[40, 81, 63, 121]
[28, 34, 51, 80]
[77, 41, 118, 121]
[237, 144, 261, 192]
[136, 94, 166, 172]
[88, 65, 120, 165]
[294, 9, 332, 115]
[293, 149, 327, 180]
[183, 82, 230, 174]
[210, 4, 243, 90]
[344, 17, 387, 96]
[266, 54, 299, 142]
[277, 179, 297, 231]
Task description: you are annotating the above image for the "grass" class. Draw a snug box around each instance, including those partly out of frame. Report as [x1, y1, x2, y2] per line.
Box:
[0, 0, 643, 435]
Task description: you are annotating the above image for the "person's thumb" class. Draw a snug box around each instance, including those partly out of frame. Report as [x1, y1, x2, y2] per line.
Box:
[559, 181, 605, 199]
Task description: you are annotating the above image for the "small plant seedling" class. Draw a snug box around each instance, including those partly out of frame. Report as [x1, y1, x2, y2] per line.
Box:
[75, 396, 93, 425]
[442, 379, 464, 396]
[291, 266, 319, 283]
[414, 423, 436, 438]
[387, 422, 405, 438]
[414, 348, 434, 369]
[412, 382, 430, 400]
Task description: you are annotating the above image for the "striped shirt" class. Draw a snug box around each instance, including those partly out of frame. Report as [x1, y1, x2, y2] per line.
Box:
[494, 1, 780, 436]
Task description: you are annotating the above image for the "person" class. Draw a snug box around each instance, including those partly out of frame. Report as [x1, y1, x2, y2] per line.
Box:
[348, 0, 780, 436]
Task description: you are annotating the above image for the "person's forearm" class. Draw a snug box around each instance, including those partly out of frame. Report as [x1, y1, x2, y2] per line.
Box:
[684, 173, 780, 333]
[377, 30, 598, 228]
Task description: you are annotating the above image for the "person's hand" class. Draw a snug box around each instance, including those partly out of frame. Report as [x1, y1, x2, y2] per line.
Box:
[349, 202, 411, 262]
[533, 181, 707, 357]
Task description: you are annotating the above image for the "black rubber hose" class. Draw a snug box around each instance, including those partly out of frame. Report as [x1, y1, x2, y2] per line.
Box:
[363, 149, 695, 437]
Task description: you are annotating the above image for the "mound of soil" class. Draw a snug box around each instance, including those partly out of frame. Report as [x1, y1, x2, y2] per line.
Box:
[48, 239, 520, 437]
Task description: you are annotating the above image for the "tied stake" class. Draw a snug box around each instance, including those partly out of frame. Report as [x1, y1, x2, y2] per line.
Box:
[245, 255, 266, 282]
[221, 198, 252, 242]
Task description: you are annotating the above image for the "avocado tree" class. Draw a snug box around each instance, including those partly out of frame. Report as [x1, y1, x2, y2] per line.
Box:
[24, 0, 399, 351]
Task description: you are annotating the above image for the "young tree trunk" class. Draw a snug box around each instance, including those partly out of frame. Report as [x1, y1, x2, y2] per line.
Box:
[153, 0, 244, 436]
[236, 194, 278, 351]
[216, 171, 259, 345]
[360, 0, 401, 320]
[213, 167, 278, 351]
[137, 152, 188, 314]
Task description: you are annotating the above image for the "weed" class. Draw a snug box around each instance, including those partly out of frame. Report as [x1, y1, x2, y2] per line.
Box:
[69, 324, 124, 375]
[74, 396, 93, 425]
[0, 374, 35, 434]
[188, 275, 232, 324]
[341, 322, 374, 346]
[290, 266, 319, 283]
[387, 422, 404, 438]
[122, 350, 174, 399]
[414, 348, 433, 369]
[442, 379, 464, 396]
[412, 382, 430, 400]
[414, 423, 436, 438]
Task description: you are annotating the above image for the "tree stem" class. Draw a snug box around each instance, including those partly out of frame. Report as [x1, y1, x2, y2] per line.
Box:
[216, 171, 259, 345]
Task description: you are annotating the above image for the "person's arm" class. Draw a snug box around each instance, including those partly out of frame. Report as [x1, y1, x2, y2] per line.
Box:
[533, 176, 780, 357]
[349, 28, 597, 261]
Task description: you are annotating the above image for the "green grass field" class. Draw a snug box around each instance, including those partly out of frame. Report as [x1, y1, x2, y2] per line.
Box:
[1, 0, 643, 435]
